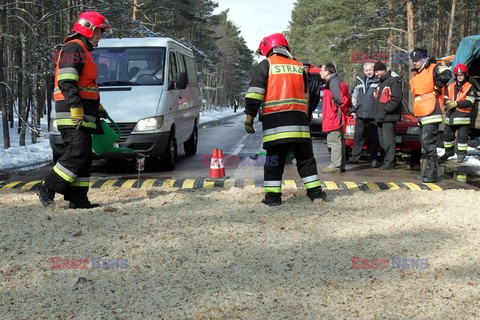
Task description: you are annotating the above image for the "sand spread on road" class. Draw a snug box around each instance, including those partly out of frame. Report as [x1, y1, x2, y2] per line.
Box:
[1, 186, 479, 319]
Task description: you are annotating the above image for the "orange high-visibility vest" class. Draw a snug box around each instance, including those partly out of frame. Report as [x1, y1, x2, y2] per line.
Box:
[262, 55, 307, 115]
[447, 82, 472, 113]
[409, 63, 444, 117]
[53, 39, 99, 101]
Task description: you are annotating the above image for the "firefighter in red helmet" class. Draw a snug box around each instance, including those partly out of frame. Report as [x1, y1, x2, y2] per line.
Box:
[37, 11, 111, 209]
[440, 63, 476, 163]
[244, 33, 326, 206]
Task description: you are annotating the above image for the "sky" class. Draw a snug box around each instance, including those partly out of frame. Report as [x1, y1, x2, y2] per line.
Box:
[214, 0, 295, 52]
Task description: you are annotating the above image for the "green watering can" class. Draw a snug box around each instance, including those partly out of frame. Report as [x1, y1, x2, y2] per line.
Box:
[92, 116, 134, 155]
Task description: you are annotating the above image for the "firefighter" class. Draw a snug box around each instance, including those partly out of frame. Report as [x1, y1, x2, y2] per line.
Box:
[244, 33, 326, 206]
[441, 63, 476, 163]
[37, 11, 111, 209]
[409, 48, 452, 183]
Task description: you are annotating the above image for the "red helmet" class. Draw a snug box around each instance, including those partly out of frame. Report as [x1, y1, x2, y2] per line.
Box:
[72, 11, 111, 38]
[453, 63, 468, 76]
[257, 33, 289, 56]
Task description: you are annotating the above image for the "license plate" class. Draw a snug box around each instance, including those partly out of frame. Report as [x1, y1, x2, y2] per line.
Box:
[395, 136, 402, 143]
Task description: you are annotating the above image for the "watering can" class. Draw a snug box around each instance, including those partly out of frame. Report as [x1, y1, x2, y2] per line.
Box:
[92, 116, 134, 155]
[251, 149, 295, 164]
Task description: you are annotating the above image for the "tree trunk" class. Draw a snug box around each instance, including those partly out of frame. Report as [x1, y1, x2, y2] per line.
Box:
[406, 0, 415, 111]
[133, 0, 138, 20]
[0, 4, 10, 149]
[477, 0, 480, 34]
[19, 35, 28, 146]
[446, 0, 456, 54]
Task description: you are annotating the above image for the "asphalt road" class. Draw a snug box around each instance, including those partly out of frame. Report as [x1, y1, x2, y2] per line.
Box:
[2, 114, 477, 188]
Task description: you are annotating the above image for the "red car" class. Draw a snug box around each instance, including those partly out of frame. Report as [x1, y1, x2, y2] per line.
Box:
[343, 101, 422, 163]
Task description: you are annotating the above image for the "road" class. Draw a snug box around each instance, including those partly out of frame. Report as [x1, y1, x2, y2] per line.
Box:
[2, 113, 477, 189]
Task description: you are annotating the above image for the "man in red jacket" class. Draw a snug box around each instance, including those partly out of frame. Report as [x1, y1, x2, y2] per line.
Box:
[320, 62, 352, 173]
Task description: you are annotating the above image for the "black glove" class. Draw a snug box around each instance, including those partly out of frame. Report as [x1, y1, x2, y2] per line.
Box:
[244, 114, 255, 134]
[99, 103, 109, 119]
[434, 86, 442, 96]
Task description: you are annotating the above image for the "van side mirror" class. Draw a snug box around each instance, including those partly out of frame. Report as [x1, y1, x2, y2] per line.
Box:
[175, 72, 187, 90]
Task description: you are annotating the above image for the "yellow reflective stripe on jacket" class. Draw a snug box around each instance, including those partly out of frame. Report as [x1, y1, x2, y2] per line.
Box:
[245, 92, 265, 101]
[419, 114, 443, 125]
[57, 73, 79, 81]
[70, 107, 84, 118]
[262, 131, 311, 143]
[55, 118, 97, 129]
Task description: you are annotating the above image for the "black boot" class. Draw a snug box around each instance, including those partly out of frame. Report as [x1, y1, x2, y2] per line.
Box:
[261, 193, 282, 206]
[457, 154, 466, 163]
[307, 187, 327, 202]
[415, 158, 430, 180]
[69, 201, 100, 209]
[36, 181, 55, 207]
[439, 149, 454, 162]
[423, 156, 439, 183]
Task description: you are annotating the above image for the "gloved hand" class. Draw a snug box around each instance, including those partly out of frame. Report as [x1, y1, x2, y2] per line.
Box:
[434, 86, 442, 96]
[98, 103, 109, 119]
[244, 114, 255, 134]
[444, 100, 457, 113]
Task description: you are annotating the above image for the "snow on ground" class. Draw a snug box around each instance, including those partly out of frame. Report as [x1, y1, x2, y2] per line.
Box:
[0, 187, 479, 318]
[0, 107, 241, 171]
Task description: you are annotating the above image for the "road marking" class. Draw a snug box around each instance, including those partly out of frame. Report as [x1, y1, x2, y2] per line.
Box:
[365, 182, 380, 191]
[344, 181, 360, 190]
[21, 181, 41, 190]
[182, 179, 195, 189]
[231, 144, 244, 156]
[162, 179, 175, 187]
[404, 182, 422, 191]
[323, 181, 338, 190]
[121, 180, 137, 188]
[3, 181, 22, 189]
[423, 183, 443, 191]
[283, 180, 297, 189]
[385, 182, 400, 190]
[142, 179, 157, 189]
[100, 179, 117, 189]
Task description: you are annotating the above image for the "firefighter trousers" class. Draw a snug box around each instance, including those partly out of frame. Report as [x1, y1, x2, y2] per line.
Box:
[443, 124, 469, 157]
[420, 123, 439, 158]
[263, 141, 321, 195]
[45, 128, 93, 202]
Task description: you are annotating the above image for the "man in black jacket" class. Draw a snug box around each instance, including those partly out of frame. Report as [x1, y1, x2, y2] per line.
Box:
[348, 62, 380, 167]
[372, 61, 402, 170]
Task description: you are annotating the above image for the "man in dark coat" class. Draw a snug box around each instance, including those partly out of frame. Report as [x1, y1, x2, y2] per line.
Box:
[348, 62, 380, 167]
[372, 61, 402, 170]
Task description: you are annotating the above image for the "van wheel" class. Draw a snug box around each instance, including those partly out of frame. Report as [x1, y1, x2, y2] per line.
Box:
[184, 124, 198, 155]
[161, 133, 177, 170]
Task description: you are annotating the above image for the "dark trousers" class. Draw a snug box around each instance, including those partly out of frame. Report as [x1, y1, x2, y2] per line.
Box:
[351, 118, 379, 161]
[443, 124, 469, 157]
[45, 128, 93, 202]
[264, 141, 319, 193]
[420, 123, 439, 158]
[377, 122, 396, 167]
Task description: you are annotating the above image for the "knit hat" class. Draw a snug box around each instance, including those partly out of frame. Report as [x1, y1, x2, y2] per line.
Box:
[373, 61, 387, 71]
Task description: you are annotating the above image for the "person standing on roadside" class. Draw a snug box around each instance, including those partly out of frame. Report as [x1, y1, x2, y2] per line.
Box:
[37, 11, 111, 209]
[320, 62, 352, 173]
[409, 48, 452, 182]
[372, 61, 402, 170]
[348, 62, 380, 168]
[244, 33, 326, 206]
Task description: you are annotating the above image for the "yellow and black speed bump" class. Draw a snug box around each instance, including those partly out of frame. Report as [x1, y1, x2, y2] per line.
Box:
[0, 178, 475, 192]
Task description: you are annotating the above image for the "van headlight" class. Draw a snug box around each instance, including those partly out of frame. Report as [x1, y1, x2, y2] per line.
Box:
[133, 116, 164, 132]
[407, 126, 420, 135]
[346, 125, 355, 135]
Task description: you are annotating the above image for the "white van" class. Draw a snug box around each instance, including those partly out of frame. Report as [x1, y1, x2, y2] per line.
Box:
[49, 37, 200, 170]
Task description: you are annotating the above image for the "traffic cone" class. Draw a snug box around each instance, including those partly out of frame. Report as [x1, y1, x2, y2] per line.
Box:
[218, 149, 226, 177]
[208, 148, 221, 179]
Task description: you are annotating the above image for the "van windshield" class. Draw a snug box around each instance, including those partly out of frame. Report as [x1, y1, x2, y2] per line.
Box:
[93, 47, 166, 86]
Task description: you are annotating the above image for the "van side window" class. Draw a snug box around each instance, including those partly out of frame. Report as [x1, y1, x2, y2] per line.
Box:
[185, 56, 198, 86]
[168, 51, 178, 89]
[177, 53, 186, 78]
